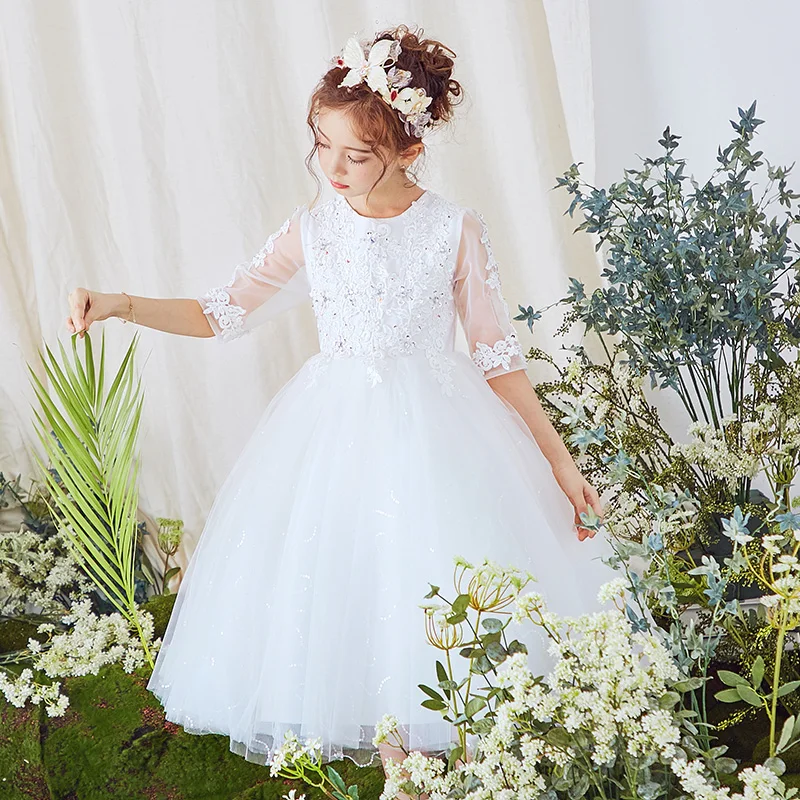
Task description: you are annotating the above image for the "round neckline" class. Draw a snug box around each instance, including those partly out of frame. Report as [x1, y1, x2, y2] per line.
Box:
[340, 189, 430, 221]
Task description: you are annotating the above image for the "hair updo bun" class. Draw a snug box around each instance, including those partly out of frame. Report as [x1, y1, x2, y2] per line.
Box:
[305, 24, 464, 206]
[372, 23, 463, 128]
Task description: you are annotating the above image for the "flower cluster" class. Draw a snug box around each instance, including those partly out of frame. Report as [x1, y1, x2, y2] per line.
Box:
[0, 668, 69, 717]
[0, 523, 93, 616]
[671, 417, 760, 491]
[268, 730, 323, 778]
[376, 580, 792, 800]
[332, 36, 434, 138]
[0, 597, 160, 717]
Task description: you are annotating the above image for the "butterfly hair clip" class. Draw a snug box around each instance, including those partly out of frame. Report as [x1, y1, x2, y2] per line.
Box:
[331, 35, 434, 139]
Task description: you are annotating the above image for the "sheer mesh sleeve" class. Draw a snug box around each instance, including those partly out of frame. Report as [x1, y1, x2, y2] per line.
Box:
[453, 207, 526, 379]
[197, 204, 309, 342]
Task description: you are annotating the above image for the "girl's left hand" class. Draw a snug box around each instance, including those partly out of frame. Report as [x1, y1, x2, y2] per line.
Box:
[551, 463, 603, 541]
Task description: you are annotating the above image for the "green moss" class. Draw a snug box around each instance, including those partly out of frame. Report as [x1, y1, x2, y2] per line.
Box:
[0, 618, 40, 654]
[140, 592, 177, 640]
[0, 700, 49, 799]
[0, 659, 385, 799]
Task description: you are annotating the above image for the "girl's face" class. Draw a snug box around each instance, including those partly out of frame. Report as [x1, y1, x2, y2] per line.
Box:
[315, 108, 419, 199]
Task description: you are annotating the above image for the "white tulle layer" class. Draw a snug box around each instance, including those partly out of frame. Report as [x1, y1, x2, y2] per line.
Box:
[146, 350, 618, 768]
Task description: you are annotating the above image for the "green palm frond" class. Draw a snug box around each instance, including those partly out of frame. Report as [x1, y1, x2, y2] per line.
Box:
[26, 329, 153, 668]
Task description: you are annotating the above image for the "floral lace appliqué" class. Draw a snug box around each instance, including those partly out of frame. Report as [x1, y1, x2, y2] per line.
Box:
[472, 332, 524, 373]
[305, 192, 458, 394]
[200, 287, 247, 341]
[200, 207, 301, 342]
[474, 210, 508, 303]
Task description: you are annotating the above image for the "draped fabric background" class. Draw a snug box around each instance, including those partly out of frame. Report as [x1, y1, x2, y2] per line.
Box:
[0, 0, 600, 565]
[2, 0, 793, 565]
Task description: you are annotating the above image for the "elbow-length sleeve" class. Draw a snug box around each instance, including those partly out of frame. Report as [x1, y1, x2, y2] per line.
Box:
[453, 207, 526, 379]
[197, 204, 309, 342]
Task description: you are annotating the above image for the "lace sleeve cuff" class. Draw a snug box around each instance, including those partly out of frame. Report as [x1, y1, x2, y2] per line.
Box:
[471, 332, 526, 374]
[198, 287, 248, 342]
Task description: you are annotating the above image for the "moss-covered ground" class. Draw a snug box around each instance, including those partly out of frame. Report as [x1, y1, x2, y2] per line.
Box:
[0, 594, 385, 799]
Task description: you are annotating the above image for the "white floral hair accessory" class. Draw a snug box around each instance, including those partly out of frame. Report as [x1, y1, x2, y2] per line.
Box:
[331, 35, 434, 139]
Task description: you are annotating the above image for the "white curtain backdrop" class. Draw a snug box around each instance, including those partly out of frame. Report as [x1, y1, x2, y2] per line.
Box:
[1, 0, 601, 565]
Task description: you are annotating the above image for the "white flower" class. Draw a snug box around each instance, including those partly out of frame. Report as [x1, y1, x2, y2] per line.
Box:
[269, 730, 304, 777]
[372, 713, 400, 746]
[597, 578, 629, 604]
[392, 87, 432, 116]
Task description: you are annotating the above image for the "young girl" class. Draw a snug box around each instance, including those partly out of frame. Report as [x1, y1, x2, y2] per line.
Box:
[66, 23, 615, 785]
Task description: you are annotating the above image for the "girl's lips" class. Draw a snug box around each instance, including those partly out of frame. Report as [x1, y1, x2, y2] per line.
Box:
[330, 179, 349, 188]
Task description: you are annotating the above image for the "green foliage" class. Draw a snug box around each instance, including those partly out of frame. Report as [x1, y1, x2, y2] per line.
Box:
[551, 101, 800, 427]
[27, 330, 153, 666]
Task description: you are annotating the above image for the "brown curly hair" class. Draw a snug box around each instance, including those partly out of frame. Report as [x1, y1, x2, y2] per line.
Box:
[304, 24, 463, 210]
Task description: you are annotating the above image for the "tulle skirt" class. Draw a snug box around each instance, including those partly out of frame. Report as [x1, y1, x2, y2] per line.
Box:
[146, 349, 618, 767]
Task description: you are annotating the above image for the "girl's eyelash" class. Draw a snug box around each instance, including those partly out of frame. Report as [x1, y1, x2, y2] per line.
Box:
[315, 141, 366, 165]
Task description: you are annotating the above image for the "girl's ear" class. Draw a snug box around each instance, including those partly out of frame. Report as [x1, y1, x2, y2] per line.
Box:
[400, 143, 424, 165]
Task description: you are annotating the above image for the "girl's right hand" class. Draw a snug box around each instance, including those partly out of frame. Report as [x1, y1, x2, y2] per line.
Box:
[66, 288, 120, 338]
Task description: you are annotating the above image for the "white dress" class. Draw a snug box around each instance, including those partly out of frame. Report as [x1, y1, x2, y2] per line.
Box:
[146, 186, 617, 768]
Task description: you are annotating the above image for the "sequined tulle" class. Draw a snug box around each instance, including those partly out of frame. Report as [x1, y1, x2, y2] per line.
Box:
[146, 350, 617, 768]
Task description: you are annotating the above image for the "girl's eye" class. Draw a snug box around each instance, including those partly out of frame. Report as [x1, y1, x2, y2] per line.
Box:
[315, 141, 366, 166]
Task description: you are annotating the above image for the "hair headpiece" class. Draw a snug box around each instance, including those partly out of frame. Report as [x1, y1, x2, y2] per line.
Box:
[331, 35, 434, 139]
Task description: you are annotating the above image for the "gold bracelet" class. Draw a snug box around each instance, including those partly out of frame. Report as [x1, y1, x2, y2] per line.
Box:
[120, 292, 136, 324]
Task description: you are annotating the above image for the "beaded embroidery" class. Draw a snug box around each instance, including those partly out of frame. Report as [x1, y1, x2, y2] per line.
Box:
[304, 191, 458, 393]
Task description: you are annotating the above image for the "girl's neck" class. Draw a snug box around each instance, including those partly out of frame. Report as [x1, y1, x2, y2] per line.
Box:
[346, 178, 426, 219]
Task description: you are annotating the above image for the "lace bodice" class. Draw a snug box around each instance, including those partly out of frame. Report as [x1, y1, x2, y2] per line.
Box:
[197, 189, 526, 391]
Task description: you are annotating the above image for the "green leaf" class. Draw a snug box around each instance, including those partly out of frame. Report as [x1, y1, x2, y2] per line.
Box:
[658, 691, 681, 709]
[735, 684, 763, 707]
[717, 670, 749, 688]
[419, 684, 445, 704]
[465, 697, 487, 717]
[161, 566, 181, 586]
[777, 716, 796, 754]
[447, 746, 463, 771]
[714, 689, 743, 703]
[481, 618, 503, 633]
[751, 656, 765, 688]
[470, 655, 493, 675]
[472, 718, 493, 734]
[421, 699, 447, 711]
[436, 660, 448, 684]
[764, 757, 786, 777]
[327, 767, 347, 795]
[776, 681, 800, 697]
[673, 676, 706, 692]
[452, 593, 471, 615]
[485, 642, 507, 663]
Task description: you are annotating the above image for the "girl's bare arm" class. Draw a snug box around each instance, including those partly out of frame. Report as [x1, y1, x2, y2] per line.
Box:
[487, 370, 574, 470]
[66, 290, 214, 339]
[488, 369, 604, 536]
